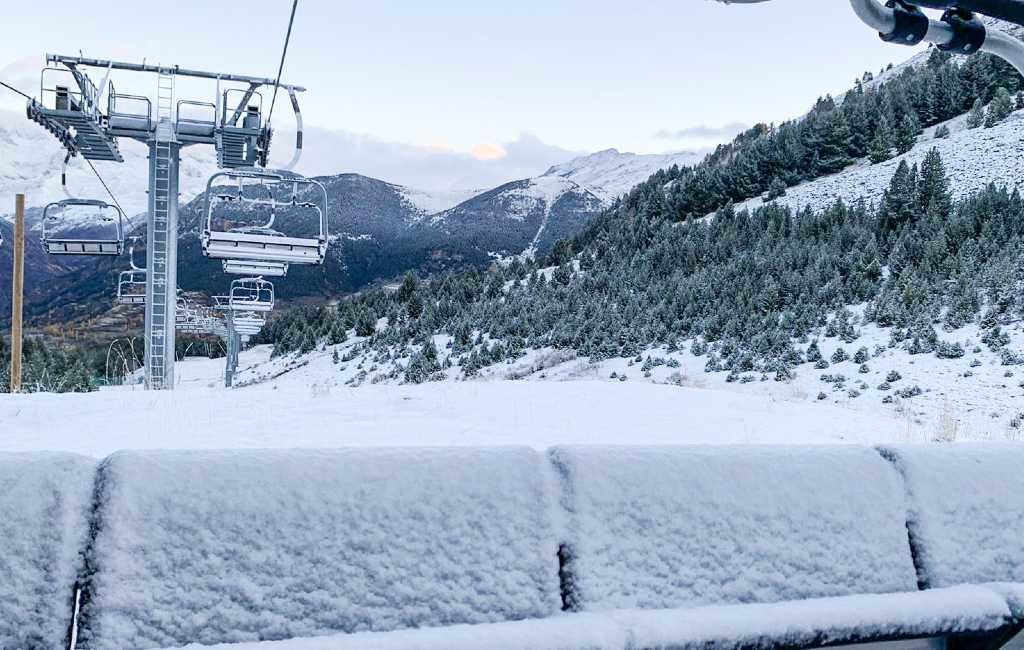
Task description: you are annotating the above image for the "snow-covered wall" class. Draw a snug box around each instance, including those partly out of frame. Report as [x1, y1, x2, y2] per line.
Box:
[879, 443, 1024, 589]
[550, 446, 920, 612]
[77, 448, 561, 650]
[0, 452, 96, 649]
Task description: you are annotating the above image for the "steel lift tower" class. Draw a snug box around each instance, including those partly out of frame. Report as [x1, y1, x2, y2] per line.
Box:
[27, 55, 306, 388]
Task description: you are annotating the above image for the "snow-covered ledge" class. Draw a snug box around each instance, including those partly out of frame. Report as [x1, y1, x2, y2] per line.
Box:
[160, 586, 1017, 650]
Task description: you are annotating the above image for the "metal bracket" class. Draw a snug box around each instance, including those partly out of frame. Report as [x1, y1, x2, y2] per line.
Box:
[938, 9, 987, 54]
[879, 0, 930, 45]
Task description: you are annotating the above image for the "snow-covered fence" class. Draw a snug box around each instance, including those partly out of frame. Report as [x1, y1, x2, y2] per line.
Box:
[0, 452, 96, 649]
[550, 445, 920, 610]
[879, 444, 1024, 600]
[4, 444, 1024, 649]
[74, 448, 561, 650]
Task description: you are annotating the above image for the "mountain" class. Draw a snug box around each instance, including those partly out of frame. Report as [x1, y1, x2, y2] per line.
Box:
[0, 109, 701, 323]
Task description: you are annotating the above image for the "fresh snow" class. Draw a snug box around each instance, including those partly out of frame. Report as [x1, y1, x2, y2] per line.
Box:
[551, 446, 918, 611]
[879, 443, 1024, 588]
[158, 586, 1014, 650]
[734, 110, 1024, 217]
[0, 452, 95, 649]
[79, 448, 560, 649]
[0, 345, 934, 457]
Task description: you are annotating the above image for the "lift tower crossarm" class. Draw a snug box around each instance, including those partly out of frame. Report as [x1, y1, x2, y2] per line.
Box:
[45, 54, 307, 92]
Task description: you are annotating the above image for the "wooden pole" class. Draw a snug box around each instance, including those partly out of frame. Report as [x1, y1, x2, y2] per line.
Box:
[10, 194, 24, 393]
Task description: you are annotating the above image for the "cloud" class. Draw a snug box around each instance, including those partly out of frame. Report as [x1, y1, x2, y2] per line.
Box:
[277, 128, 579, 192]
[470, 143, 508, 161]
[654, 122, 749, 141]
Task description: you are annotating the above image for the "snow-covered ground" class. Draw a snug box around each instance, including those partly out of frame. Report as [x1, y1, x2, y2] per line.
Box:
[542, 148, 704, 204]
[0, 342, 937, 457]
[735, 109, 1024, 217]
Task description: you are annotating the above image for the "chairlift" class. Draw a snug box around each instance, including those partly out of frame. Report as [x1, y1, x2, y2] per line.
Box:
[116, 239, 146, 305]
[223, 259, 288, 277]
[229, 277, 275, 312]
[201, 169, 328, 266]
[41, 198, 125, 255]
[232, 311, 266, 337]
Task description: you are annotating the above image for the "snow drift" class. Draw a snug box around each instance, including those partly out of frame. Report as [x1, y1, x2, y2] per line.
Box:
[879, 443, 1024, 589]
[0, 452, 96, 649]
[77, 448, 561, 650]
[550, 445, 920, 611]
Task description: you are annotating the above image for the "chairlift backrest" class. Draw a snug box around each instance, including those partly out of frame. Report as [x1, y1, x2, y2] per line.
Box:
[42, 198, 125, 255]
[201, 169, 329, 266]
[229, 277, 274, 313]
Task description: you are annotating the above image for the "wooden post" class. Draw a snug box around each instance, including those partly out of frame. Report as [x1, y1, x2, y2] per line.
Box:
[10, 194, 24, 393]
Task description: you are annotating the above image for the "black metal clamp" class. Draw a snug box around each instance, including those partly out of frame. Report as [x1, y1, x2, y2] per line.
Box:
[880, 0, 931, 45]
[937, 9, 987, 53]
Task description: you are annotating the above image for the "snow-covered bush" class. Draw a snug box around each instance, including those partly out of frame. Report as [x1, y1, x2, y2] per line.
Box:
[878, 444, 1024, 587]
[0, 453, 96, 649]
[549, 446, 918, 612]
[78, 449, 561, 649]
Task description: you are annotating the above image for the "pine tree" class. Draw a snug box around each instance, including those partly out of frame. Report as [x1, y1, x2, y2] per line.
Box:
[895, 113, 919, 154]
[917, 148, 951, 217]
[816, 111, 854, 174]
[985, 86, 1014, 127]
[766, 177, 787, 200]
[879, 160, 920, 236]
[966, 98, 986, 129]
[868, 116, 895, 164]
[934, 124, 950, 139]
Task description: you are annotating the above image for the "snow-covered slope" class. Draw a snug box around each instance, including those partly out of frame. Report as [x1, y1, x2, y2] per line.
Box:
[542, 148, 703, 204]
[0, 344, 930, 457]
[734, 109, 1024, 216]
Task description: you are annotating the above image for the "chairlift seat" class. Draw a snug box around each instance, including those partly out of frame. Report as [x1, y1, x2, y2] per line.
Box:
[46, 238, 123, 255]
[42, 199, 125, 257]
[203, 230, 326, 265]
[222, 260, 288, 277]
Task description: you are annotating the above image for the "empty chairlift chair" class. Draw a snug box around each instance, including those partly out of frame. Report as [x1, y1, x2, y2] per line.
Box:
[115, 240, 146, 305]
[116, 270, 146, 305]
[201, 169, 328, 266]
[228, 277, 274, 312]
[41, 199, 124, 255]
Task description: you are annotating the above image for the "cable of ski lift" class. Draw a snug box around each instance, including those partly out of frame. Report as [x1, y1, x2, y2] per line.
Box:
[266, 0, 299, 130]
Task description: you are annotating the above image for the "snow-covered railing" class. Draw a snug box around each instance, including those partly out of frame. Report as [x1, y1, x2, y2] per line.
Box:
[879, 443, 1024, 593]
[3, 445, 1023, 649]
[0, 453, 96, 649]
[73, 448, 561, 650]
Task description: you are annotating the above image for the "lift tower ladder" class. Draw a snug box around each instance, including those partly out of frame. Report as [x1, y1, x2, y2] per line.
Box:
[144, 68, 179, 389]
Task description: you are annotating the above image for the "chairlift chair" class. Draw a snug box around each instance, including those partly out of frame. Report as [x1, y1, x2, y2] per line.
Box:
[115, 239, 146, 305]
[229, 277, 274, 312]
[232, 311, 266, 337]
[201, 169, 329, 266]
[41, 198, 125, 255]
[223, 259, 288, 277]
[116, 270, 147, 305]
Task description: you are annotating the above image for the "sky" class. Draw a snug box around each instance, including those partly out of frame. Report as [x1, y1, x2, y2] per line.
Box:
[0, 1, 926, 188]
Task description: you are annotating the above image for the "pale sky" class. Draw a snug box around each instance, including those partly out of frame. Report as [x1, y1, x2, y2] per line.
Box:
[0, 1, 925, 180]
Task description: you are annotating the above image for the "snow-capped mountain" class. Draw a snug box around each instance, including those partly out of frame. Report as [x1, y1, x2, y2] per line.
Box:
[541, 148, 704, 204]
